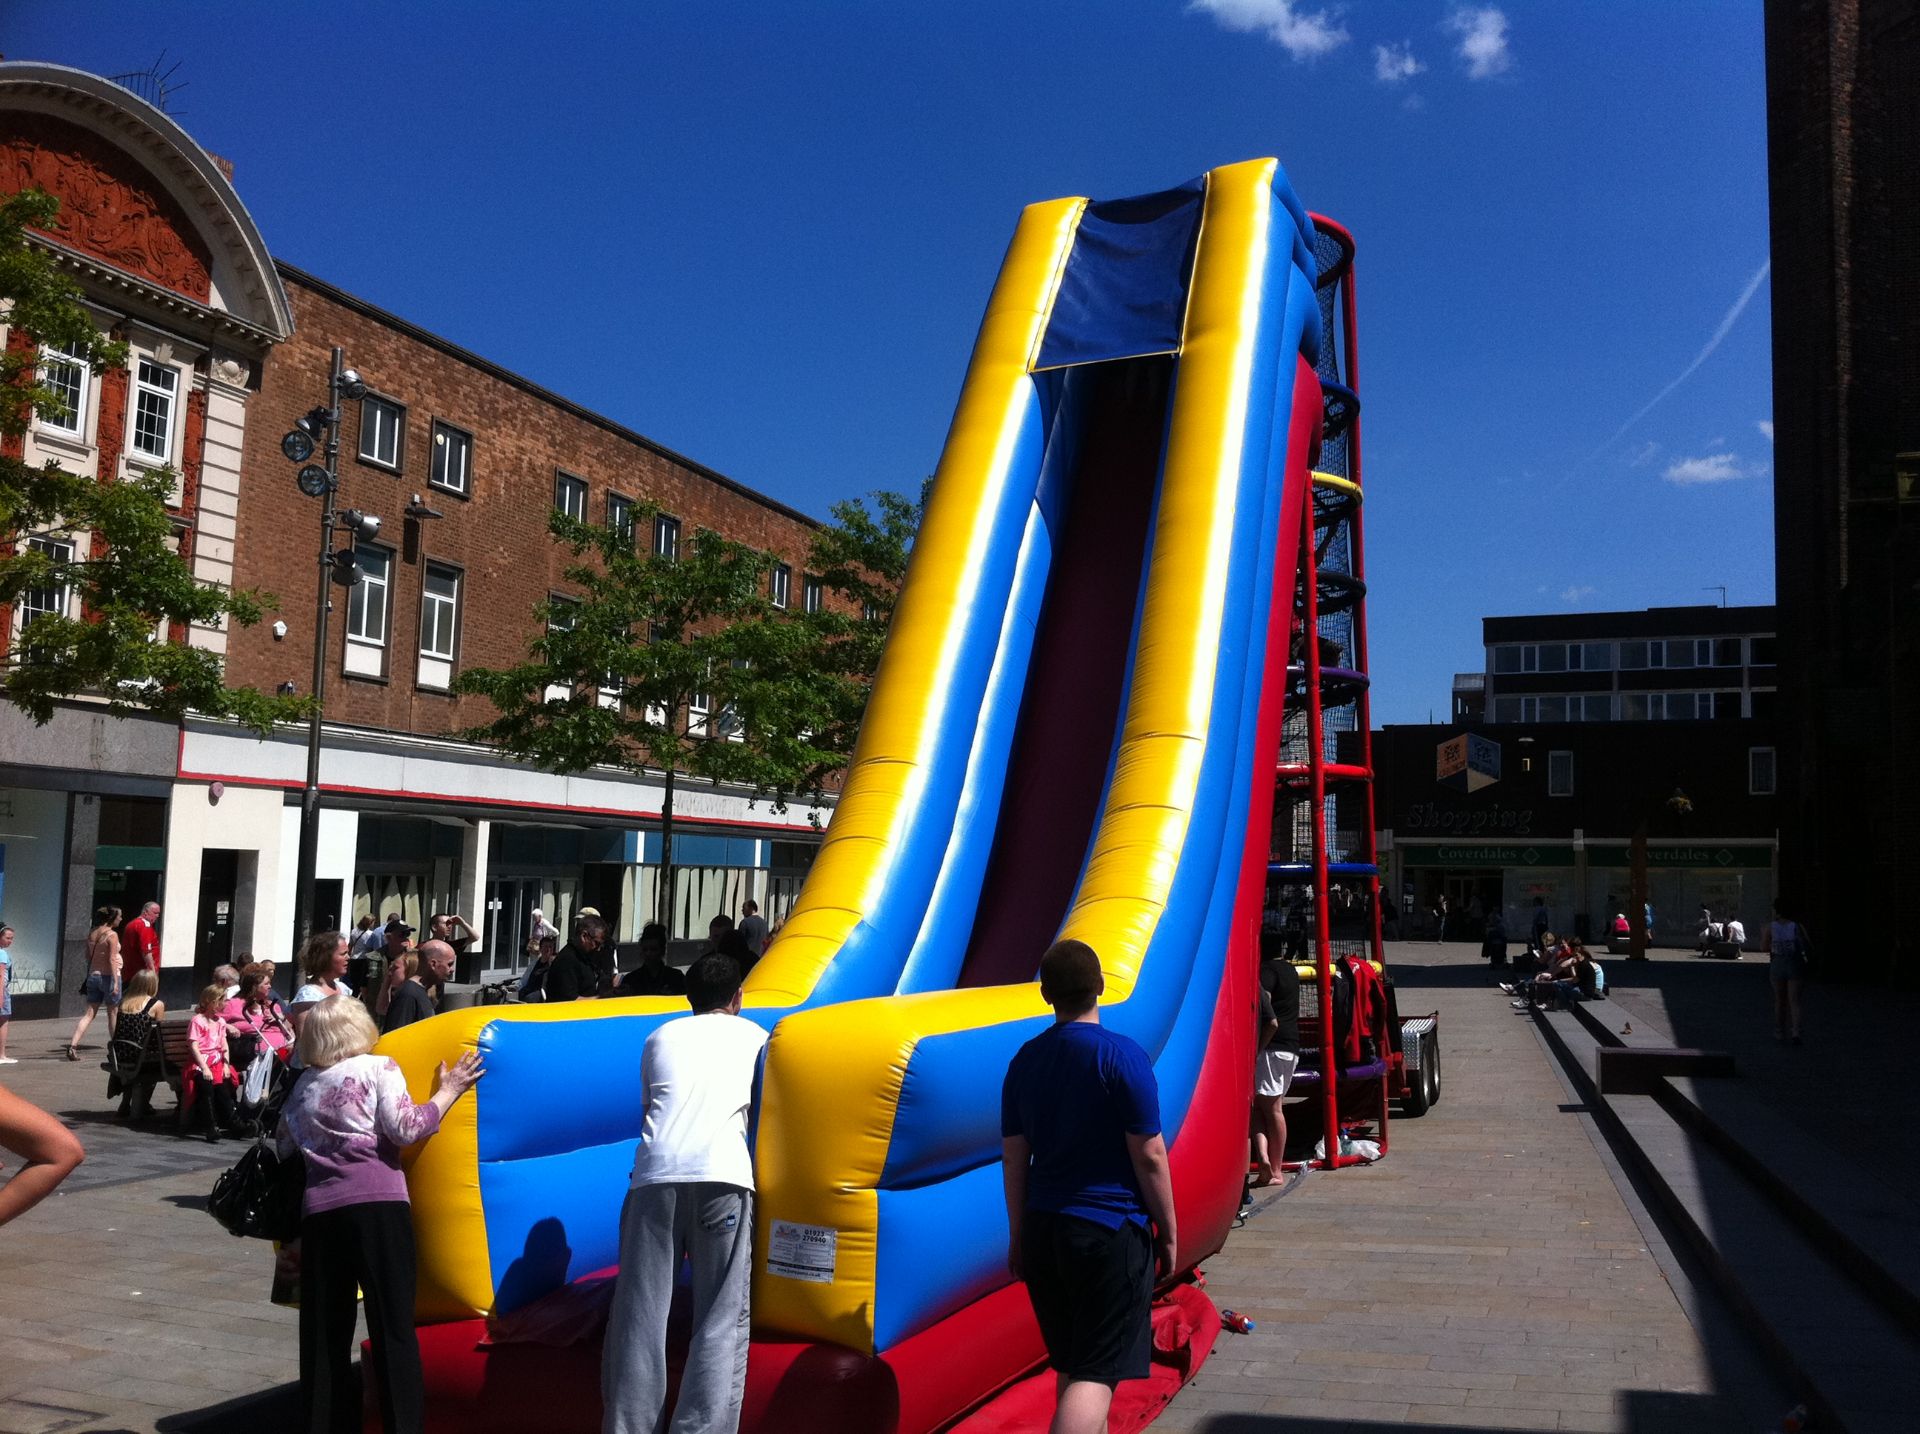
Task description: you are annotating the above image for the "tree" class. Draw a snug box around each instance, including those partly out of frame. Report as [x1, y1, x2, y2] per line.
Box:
[1, 188, 305, 730]
[454, 488, 922, 942]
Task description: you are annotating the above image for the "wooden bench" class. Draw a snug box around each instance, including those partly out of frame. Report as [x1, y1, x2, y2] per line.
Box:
[106, 1017, 196, 1106]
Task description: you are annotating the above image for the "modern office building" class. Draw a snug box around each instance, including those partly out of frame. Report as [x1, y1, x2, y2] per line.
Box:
[0, 63, 833, 1011]
[1764, 0, 1920, 983]
[1479, 605, 1776, 726]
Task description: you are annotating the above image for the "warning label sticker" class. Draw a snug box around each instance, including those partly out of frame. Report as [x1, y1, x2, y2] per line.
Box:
[766, 1220, 838, 1284]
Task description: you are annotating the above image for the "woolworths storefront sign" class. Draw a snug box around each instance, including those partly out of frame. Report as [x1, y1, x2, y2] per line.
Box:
[1403, 845, 1576, 868]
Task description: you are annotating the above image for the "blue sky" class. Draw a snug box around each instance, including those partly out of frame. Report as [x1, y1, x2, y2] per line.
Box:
[12, 2, 1774, 724]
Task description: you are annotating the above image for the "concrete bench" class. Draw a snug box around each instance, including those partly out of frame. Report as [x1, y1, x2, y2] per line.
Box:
[1595, 1045, 1737, 1096]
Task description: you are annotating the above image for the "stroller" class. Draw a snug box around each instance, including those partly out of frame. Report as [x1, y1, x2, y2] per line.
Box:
[229, 1031, 297, 1137]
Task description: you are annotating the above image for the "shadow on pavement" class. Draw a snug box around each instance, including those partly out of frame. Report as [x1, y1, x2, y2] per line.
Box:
[1198, 1390, 1735, 1432]
[158, 1382, 312, 1431]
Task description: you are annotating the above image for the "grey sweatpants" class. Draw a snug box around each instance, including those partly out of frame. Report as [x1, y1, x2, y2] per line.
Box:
[602, 1182, 754, 1434]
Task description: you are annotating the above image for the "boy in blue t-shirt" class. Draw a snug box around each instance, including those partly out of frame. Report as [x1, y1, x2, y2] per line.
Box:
[1001, 940, 1177, 1434]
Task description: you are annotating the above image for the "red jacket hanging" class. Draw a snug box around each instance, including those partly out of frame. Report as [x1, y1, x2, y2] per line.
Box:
[1340, 956, 1388, 1066]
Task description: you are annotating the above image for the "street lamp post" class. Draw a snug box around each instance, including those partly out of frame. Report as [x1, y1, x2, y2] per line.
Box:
[287, 347, 376, 948]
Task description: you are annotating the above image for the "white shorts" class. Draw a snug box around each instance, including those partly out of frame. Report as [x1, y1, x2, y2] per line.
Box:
[1256, 1049, 1299, 1098]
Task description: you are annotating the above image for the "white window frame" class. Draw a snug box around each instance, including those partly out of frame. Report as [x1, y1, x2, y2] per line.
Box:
[418, 562, 461, 690]
[770, 563, 791, 609]
[803, 574, 825, 614]
[344, 544, 393, 678]
[15, 535, 77, 640]
[555, 471, 588, 522]
[688, 685, 711, 737]
[1547, 750, 1574, 797]
[38, 341, 90, 438]
[429, 420, 472, 496]
[128, 356, 180, 464]
[608, 493, 635, 544]
[1748, 746, 1776, 796]
[653, 513, 681, 561]
[544, 598, 577, 703]
[358, 394, 405, 470]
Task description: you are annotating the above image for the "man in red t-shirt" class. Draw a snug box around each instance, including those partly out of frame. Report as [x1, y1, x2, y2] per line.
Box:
[121, 902, 161, 977]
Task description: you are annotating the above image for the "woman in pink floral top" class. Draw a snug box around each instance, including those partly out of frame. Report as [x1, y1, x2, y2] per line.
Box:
[277, 993, 482, 1433]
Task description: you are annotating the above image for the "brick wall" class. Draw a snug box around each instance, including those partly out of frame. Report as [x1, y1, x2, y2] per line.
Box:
[228, 269, 824, 738]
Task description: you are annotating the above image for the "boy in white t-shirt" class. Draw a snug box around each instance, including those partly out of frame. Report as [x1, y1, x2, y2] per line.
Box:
[602, 954, 769, 1434]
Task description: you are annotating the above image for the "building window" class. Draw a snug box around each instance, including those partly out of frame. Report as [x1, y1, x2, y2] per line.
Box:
[1704, 690, 1742, 720]
[1492, 645, 1522, 675]
[419, 563, 461, 689]
[17, 535, 75, 637]
[544, 598, 576, 702]
[1548, 751, 1574, 797]
[1712, 637, 1743, 666]
[345, 544, 392, 677]
[429, 420, 472, 496]
[555, 471, 588, 522]
[1535, 642, 1568, 673]
[1580, 694, 1614, 721]
[803, 574, 825, 614]
[653, 513, 681, 561]
[688, 685, 711, 736]
[1492, 695, 1522, 723]
[358, 394, 405, 470]
[608, 493, 635, 543]
[770, 563, 791, 609]
[1750, 687, 1777, 720]
[129, 357, 178, 463]
[1749, 747, 1776, 796]
[1749, 635, 1776, 667]
[39, 342, 90, 436]
[862, 600, 882, 623]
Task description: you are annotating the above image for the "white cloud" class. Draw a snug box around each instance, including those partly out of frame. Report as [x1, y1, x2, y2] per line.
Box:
[1190, 0, 1350, 61]
[1374, 41, 1425, 84]
[1662, 453, 1746, 486]
[1757, 419, 1774, 443]
[1560, 584, 1596, 604]
[1628, 440, 1660, 468]
[1445, 6, 1511, 79]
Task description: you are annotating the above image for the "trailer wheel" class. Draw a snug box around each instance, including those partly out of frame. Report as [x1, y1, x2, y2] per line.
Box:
[1400, 1037, 1433, 1118]
[1424, 1032, 1442, 1108]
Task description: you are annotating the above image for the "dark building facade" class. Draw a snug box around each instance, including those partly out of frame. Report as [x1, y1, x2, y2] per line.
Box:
[1377, 721, 1778, 948]
[1765, 0, 1920, 982]
[1479, 605, 1777, 726]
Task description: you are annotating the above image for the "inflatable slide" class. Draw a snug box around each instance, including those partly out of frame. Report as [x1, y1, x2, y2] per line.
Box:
[378, 156, 1331, 1432]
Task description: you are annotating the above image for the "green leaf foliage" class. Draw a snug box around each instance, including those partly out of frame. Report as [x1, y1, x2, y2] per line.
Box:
[1, 187, 311, 731]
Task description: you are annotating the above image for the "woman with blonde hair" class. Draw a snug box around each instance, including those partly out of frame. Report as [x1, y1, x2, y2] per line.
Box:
[276, 994, 482, 1432]
[107, 969, 166, 1121]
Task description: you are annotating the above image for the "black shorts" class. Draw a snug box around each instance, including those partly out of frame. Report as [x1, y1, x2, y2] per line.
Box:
[1021, 1209, 1153, 1384]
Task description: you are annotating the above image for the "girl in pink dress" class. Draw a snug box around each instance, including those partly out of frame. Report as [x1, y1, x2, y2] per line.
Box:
[185, 983, 240, 1142]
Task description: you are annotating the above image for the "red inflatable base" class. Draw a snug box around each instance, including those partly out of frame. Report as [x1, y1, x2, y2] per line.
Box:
[370, 1279, 1216, 1433]
[948, 1283, 1220, 1434]
[373, 1280, 1046, 1434]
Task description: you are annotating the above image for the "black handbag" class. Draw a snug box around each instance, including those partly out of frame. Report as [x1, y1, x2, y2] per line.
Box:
[208, 1139, 306, 1241]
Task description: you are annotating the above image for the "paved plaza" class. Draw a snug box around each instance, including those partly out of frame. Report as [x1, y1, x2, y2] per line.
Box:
[0, 944, 1820, 1432]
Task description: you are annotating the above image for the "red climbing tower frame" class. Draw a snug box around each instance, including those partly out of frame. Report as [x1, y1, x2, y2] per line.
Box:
[1270, 216, 1399, 1168]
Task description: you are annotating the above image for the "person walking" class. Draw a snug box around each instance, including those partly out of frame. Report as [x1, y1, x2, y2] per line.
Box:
[1252, 931, 1301, 1184]
[120, 901, 161, 979]
[1001, 940, 1176, 1434]
[0, 923, 14, 1065]
[602, 954, 768, 1434]
[277, 994, 482, 1433]
[65, 906, 122, 1060]
[1762, 899, 1812, 1045]
[1432, 893, 1449, 943]
[736, 900, 769, 960]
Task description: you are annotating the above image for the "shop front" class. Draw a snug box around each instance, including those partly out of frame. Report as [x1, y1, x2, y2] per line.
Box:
[1584, 844, 1774, 948]
[1398, 843, 1579, 942]
[0, 786, 70, 1014]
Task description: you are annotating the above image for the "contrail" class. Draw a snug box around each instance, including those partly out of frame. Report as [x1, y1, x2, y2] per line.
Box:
[1594, 259, 1771, 456]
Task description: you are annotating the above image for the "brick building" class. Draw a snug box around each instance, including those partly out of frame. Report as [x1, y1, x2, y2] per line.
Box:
[2, 62, 832, 1007]
[1764, 0, 1920, 983]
